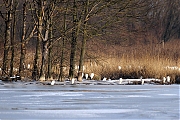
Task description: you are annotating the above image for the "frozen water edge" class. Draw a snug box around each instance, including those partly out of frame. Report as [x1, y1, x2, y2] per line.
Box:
[0, 109, 139, 120]
[0, 81, 179, 120]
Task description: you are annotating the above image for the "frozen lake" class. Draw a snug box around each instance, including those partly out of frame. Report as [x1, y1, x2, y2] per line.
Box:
[0, 82, 179, 120]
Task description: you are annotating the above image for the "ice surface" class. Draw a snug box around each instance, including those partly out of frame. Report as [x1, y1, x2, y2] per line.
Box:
[0, 81, 179, 120]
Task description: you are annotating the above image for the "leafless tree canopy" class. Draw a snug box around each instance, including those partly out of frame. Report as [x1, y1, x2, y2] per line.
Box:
[0, 0, 180, 81]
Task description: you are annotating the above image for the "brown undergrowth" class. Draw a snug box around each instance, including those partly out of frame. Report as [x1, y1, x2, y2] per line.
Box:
[84, 39, 180, 83]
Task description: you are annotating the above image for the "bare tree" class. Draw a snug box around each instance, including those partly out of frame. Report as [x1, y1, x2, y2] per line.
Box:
[30, 0, 56, 81]
[19, 0, 28, 77]
[47, 16, 53, 80]
[143, 0, 180, 43]
[0, 0, 14, 76]
[77, 0, 90, 81]
[58, 8, 67, 82]
[69, 0, 79, 80]
[39, 1, 56, 81]
[31, 0, 43, 80]
[161, 0, 180, 43]
[9, 0, 18, 77]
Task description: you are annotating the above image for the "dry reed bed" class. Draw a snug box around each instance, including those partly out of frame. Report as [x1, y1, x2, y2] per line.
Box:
[85, 40, 180, 83]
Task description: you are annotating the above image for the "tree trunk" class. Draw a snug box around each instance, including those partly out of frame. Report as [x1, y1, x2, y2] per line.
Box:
[78, 0, 89, 82]
[69, 0, 78, 80]
[59, 37, 65, 81]
[2, 0, 13, 76]
[39, 0, 55, 81]
[19, 0, 27, 77]
[9, 3, 17, 77]
[32, 38, 40, 80]
[2, 26, 10, 75]
[47, 17, 53, 80]
[32, 0, 43, 80]
[39, 23, 50, 81]
[58, 12, 67, 82]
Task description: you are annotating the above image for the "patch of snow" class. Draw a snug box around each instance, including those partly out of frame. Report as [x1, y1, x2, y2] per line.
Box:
[85, 74, 88, 79]
[102, 77, 107, 81]
[90, 73, 94, 79]
[51, 80, 55, 85]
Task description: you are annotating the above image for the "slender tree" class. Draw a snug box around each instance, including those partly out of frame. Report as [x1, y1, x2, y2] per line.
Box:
[0, 0, 14, 76]
[69, 0, 78, 80]
[47, 16, 53, 80]
[31, 0, 43, 80]
[58, 11, 67, 82]
[39, 1, 56, 81]
[29, 0, 56, 81]
[78, 0, 89, 81]
[9, 0, 17, 77]
[19, 0, 27, 76]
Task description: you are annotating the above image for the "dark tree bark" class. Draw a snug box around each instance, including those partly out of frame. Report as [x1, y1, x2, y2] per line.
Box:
[19, 0, 27, 76]
[69, 0, 78, 80]
[32, 0, 43, 80]
[9, 1, 17, 77]
[39, 0, 55, 81]
[32, 37, 41, 80]
[78, 0, 89, 82]
[58, 12, 67, 82]
[0, 0, 14, 76]
[47, 17, 53, 80]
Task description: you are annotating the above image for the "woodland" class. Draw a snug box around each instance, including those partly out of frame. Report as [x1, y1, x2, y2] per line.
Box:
[0, 0, 180, 83]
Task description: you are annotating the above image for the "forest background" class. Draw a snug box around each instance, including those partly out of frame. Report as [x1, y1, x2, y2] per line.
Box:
[0, 0, 180, 83]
